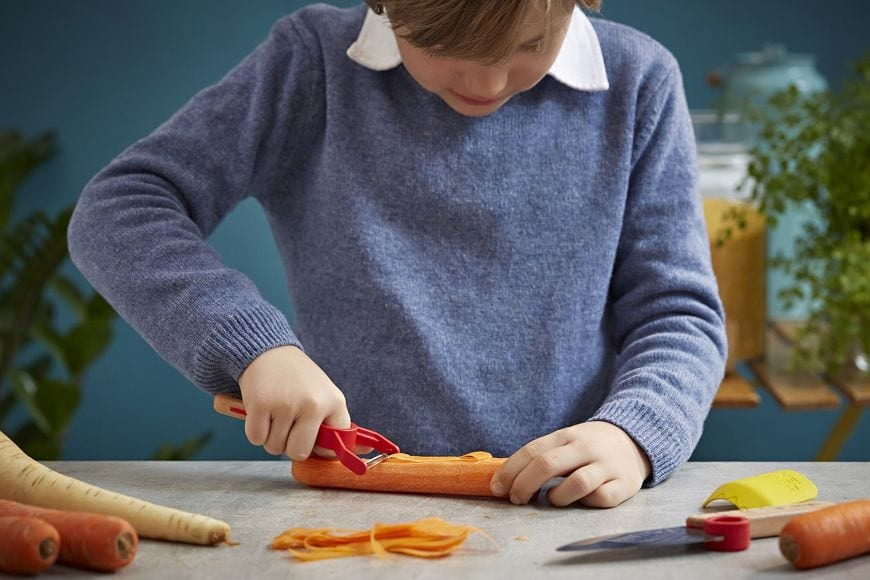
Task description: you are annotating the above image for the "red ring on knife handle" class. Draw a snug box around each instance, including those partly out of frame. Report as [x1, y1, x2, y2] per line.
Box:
[316, 423, 400, 476]
[703, 515, 750, 551]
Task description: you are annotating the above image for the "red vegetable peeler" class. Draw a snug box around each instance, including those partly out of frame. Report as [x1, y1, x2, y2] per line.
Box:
[212, 394, 400, 475]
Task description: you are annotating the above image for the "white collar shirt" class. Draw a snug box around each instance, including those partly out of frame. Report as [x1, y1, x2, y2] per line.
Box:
[346, 6, 609, 92]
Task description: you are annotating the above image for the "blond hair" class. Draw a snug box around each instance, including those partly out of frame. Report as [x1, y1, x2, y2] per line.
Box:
[365, 1, 602, 64]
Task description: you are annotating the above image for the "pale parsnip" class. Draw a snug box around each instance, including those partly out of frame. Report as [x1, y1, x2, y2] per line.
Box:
[0, 431, 231, 545]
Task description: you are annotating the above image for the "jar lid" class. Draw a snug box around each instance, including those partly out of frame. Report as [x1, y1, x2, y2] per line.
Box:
[736, 43, 815, 66]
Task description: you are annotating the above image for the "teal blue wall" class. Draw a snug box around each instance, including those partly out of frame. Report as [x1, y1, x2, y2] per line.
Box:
[1, 1, 867, 461]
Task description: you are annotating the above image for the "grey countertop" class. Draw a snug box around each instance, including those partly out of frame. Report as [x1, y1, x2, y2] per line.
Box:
[18, 461, 870, 579]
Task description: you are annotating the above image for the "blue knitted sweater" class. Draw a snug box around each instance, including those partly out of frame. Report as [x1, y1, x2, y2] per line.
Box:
[68, 3, 726, 485]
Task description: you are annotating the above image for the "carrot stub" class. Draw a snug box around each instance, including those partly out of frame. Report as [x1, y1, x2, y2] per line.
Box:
[0, 515, 60, 575]
[272, 517, 494, 561]
[0, 500, 137, 572]
[779, 499, 870, 569]
[291, 451, 507, 497]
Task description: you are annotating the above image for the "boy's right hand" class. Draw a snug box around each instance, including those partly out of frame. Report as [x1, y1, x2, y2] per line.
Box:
[237, 345, 350, 460]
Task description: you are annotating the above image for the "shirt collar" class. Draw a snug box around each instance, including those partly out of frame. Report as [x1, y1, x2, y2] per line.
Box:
[346, 6, 609, 92]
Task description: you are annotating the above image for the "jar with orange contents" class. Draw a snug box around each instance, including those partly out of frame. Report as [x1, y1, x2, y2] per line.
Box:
[694, 111, 766, 371]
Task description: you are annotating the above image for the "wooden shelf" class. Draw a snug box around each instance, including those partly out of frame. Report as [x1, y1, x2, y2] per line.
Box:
[703, 319, 868, 415]
[768, 319, 870, 406]
[713, 373, 760, 408]
[709, 319, 868, 459]
[828, 371, 870, 405]
[748, 324, 841, 410]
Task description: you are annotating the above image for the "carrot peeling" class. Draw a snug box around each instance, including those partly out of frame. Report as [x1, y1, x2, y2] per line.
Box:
[0, 515, 60, 575]
[271, 517, 496, 561]
[291, 451, 507, 497]
[779, 499, 870, 569]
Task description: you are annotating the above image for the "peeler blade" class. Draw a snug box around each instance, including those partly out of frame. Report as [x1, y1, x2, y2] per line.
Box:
[364, 453, 390, 469]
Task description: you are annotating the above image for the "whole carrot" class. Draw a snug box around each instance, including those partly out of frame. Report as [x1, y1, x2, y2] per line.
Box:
[779, 499, 870, 569]
[0, 516, 60, 575]
[291, 452, 507, 497]
[0, 500, 137, 572]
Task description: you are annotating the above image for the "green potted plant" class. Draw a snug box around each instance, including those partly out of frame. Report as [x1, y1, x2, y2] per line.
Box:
[0, 130, 116, 459]
[1, 130, 213, 460]
[741, 53, 869, 375]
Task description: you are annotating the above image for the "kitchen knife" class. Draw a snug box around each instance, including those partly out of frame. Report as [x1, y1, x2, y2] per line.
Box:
[558, 500, 835, 552]
[558, 515, 750, 552]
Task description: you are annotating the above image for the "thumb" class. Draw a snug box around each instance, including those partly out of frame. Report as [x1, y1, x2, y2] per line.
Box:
[327, 407, 378, 455]
[312, 407, 354, 458]
[323, 405, 352, 430]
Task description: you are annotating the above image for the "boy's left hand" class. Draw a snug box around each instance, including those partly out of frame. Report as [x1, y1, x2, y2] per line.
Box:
[490, 421, 651, 508]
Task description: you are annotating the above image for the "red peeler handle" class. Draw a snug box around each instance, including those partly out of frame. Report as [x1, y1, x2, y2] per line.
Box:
[212, 394, 400, 475]
[316, 424, 400, 475]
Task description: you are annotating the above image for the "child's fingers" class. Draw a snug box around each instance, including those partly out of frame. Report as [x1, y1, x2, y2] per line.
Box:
[263, 415, 293, 456]
[517, 449, 605, 505]
[506, 442, 587, 505]
[490, 442, 538, 498]
[576, 478, 631, 508]
[490, 431, 565, 499]
[506, 447, 582, 504]
[285, 417, 321, 461]
[243, 405, 271, 447]
[546, 463, 609, 507]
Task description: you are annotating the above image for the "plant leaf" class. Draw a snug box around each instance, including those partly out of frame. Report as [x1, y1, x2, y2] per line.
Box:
[9, 370, 52, 434]
[152, 431, 213, 460]
[0, 131, 57, 230]
[61, 319, 114, 377]
[11, 421, 61, 460]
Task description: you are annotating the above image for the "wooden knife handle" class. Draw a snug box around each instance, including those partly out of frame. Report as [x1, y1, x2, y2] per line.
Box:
[686, 500, 836, 538]
[213, 394, 247, 420]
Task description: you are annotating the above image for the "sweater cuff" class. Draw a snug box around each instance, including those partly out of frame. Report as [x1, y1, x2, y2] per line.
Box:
[589, 398, 689, 487]
[193, 303, 300, 393]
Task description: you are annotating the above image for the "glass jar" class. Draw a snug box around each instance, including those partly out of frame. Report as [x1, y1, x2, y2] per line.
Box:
[710, 43, 828, 113]
[693, 111, 766, 370]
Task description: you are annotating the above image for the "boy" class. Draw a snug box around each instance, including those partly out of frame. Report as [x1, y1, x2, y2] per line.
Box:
[68, 0, 726, 508]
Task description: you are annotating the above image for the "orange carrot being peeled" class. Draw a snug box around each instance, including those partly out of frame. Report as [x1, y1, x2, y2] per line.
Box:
[0, 515, 60, 575]
[0, 500, 137, 572]
[291, 452, 507, 497]
[779, 499, 870, 569]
